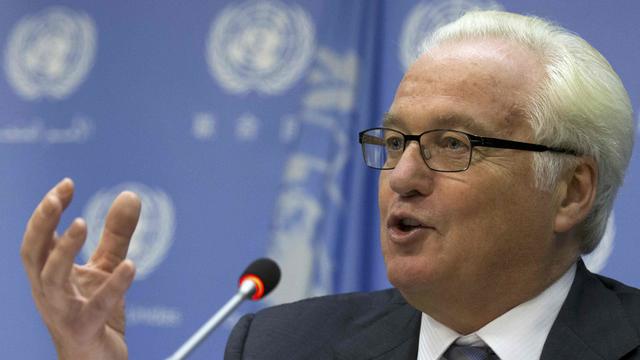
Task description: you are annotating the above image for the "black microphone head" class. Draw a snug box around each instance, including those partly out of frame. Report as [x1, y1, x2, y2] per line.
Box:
[239, 258, 281, 300]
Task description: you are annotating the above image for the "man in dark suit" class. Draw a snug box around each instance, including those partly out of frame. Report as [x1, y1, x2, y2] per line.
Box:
[20, 10, 639, 360]
[223, 10, 640, 360]
[225, 260, 640, 359]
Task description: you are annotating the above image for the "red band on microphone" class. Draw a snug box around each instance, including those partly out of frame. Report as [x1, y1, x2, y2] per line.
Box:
[239, 274, 265, 300]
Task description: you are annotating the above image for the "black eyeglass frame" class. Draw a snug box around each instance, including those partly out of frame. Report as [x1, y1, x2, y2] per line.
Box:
[358, 127, 579, 172]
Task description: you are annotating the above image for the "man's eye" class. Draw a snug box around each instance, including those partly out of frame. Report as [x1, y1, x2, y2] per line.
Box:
[440, 136, 468, 151]
[447, 137, 463, 148]
[386, 137, 403, 151]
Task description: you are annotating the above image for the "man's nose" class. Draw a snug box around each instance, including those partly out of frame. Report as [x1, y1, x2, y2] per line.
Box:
[387, 142, 434, 197]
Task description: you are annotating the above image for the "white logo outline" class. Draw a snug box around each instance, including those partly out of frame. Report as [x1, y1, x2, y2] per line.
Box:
[265, 48, 357, 305]
[206, 0, 316, 95]
[399, 0, 502, 69]
[81, 183, 176, 281]
[4, 6, 97, 100]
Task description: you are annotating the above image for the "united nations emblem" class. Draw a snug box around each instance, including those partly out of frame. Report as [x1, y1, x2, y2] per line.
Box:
[583, 213, 615, 273]
[399, 0, 502, 69]
[82, 183, 176, 280]
[206, 0, 315, 95]
[4, 6, 97, 101]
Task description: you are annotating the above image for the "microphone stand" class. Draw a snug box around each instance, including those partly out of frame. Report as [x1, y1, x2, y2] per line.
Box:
[166, 280, 257, 360]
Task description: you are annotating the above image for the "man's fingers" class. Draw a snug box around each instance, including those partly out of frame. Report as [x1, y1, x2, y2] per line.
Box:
[84, 260, 135, 325]
[21, 178, 75, 288]
[40, 218, 87, 300]
[89, 192, 141, 272]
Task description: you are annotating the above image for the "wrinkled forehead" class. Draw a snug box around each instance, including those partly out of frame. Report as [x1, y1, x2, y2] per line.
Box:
[416, 37, 545, 76]
[383, 111, 492, 135]
[389, 39, 544, 136]
[405, 39, 544, 98]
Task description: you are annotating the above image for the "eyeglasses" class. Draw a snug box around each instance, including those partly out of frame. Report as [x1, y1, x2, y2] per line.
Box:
[358, 127, 578, 172]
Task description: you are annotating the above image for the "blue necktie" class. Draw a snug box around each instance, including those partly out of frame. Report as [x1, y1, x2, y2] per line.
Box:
[443, 344, 498, 360]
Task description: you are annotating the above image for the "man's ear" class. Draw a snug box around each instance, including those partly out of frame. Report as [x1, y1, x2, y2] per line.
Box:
[554, 157, 598, 233]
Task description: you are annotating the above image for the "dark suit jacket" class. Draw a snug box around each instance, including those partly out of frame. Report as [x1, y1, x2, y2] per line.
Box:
[225, 261, 640, 359]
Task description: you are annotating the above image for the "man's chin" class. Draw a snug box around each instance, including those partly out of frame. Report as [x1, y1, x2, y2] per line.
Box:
[385, 258, 439, 293]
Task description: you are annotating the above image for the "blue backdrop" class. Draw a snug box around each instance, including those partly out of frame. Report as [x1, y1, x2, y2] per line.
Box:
[2, 1, 638, 358]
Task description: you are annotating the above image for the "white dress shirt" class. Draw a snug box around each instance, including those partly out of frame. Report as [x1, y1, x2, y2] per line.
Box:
[417, 263, 577, 360]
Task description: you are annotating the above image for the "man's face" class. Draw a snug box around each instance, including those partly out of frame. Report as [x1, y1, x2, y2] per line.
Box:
[379, 39, 565, 308]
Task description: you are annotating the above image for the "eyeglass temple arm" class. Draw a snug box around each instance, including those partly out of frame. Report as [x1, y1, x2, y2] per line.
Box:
[470, 135, 578, 155]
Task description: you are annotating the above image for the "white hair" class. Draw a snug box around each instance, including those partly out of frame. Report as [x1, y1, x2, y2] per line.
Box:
[421, 11, 634, 253]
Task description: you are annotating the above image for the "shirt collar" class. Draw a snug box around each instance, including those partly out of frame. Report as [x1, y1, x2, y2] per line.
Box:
[417, 263, 576, 360]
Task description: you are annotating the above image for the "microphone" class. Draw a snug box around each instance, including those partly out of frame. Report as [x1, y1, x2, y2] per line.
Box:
[167, 258, 281, 360]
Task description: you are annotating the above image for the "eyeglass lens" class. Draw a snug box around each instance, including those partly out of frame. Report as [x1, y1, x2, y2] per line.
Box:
[361, 128, 473, 172]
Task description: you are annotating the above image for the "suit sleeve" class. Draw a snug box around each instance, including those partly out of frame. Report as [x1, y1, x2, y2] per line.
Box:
[224, 313, 255, 360]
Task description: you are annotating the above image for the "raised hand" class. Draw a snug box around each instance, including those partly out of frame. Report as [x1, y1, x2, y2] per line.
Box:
[20, 178, 141, 360]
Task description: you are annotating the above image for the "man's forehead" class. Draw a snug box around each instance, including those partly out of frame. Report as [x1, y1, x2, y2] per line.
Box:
[382, 112, 492, 135]
[386, 39, 542, 137]
[405, 39, 544, 89]
[416, 37, 541, 68]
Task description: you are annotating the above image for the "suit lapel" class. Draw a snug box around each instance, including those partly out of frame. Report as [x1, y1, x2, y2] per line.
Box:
[329, 260, 639, 360]
[541, 260, 640, 359]
[333, 290, 421, 360]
